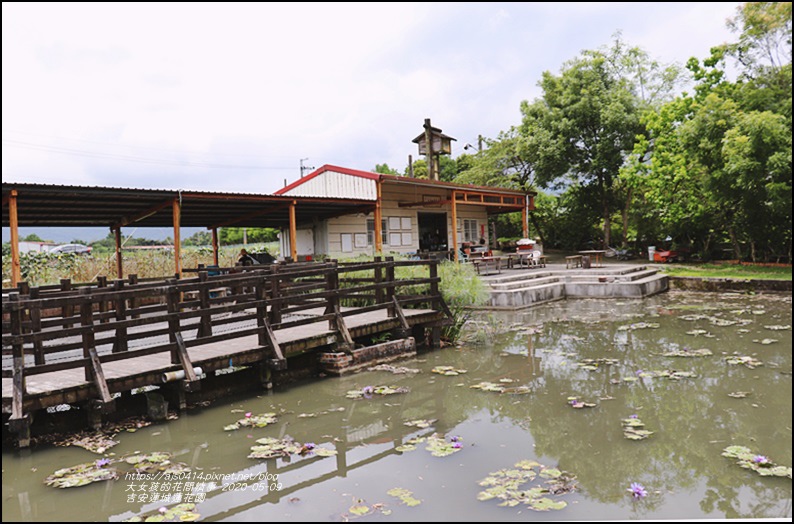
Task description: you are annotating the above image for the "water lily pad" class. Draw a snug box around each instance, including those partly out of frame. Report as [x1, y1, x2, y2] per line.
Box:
[431, 365, 468, 376]
[425, 434, 463, 457]
[618, 322, 660, 331]
[348, 504, 371, 517]
[476, 459, 576, 511]
[753, 338, 778, 345]
[722, 445, 793, 479]
[346, 385, 410, 399]
[660, 348, 713, 357]
[54, 431, 119, 454]
[724, 355, 763, 369]
[44, 460, 119, 488]
[470, 382, 506, 393]
[764, 324, 791, 331]
[728, 391, 751, 398]
[567, 397, 596, 409]
[223, 412, 278, 430]
[622, 417, 653, 440]
[686, 329, 710, 336]
[387, 487, 422, 506]
[370, 364, 421, 374]
[404, 419, 437, 429]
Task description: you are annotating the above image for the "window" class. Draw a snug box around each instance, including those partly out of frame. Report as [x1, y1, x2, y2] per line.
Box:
[463, 219, 478, 243]
[366, 218, 388, 246]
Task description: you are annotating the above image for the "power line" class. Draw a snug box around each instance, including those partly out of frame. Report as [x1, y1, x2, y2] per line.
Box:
[3, 139, 295, 170]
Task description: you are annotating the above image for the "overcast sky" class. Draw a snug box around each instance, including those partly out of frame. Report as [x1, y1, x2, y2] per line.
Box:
[3, 2, 744, 241]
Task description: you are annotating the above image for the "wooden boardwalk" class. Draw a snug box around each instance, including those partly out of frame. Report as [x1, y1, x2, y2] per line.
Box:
[2, 258, 451, 447]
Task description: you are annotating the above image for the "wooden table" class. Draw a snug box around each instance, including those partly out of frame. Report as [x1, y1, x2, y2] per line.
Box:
[578, 250, 606, 268]
[472, 256, 502, 275]
[565, 255, 583, 269]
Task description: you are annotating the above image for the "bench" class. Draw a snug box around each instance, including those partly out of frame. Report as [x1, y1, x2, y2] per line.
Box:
[565, 255, 583, 269]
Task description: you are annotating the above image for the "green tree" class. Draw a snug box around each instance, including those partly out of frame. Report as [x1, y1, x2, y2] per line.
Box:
[21, 233, 45, 242]
[183, 230, 212, 247]
[373, 163, 400, 175]
[218, 227, 278, 245]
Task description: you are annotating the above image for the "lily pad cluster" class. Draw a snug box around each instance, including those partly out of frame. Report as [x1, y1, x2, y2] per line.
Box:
[614, 369, 698, 383]
[724, 355, 763, 369]
[123, 503, 200, 522]
[395, 436, 426, 453]
[617, 322, 660, 331]
[476, 459, 576, 511]
[752, 338, 778, 345]
[125, 452, 192, 475]
[431, 365, 468, 376]
[370, 364, 421, 374]
[345, 385, 410, 399]
[224, 412, 278, 431]
[386, 487, 422, 506]
[248, 437, 337, 460]
[426, 434, 463, 457]
[404, 419, 437, 429]
[622, 416, 654, 440]
[53, 431, 119, 454]
[469, 382, 508, 393]
[344, 500, 391, 519]
[764, 324, 791, 331]
[44, 460, 119, 488]
[577, 358, 620, 370]
[685, 329, 715, 337]
[44, 452, 191, 489]
[721, 446, 792, 478]
[660, 348, 713, 358]
[567, 397, 597, 409]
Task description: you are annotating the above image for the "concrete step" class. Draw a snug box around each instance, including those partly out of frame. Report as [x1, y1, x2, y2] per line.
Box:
[489, 276, 563, 291]
[489, 281, 566, 309]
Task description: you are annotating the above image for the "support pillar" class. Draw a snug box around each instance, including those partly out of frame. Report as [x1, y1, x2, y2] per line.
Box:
[114, 227, 123, 279]
[172, 198, 182, 277]
[374, 181, 383, 255]
[211, 227, 219, 266]
[451, 190, 458, 262]
[289, 200, 297, 261]
[9, 189, 21, 286]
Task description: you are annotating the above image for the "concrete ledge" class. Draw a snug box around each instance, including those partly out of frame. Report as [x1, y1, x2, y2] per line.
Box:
[669, 276, 792, 293]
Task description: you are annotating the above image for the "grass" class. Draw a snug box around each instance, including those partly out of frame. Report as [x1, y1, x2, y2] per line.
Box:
[659, 262, 792, 281]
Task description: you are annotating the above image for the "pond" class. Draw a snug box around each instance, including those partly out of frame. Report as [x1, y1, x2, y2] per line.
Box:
[2, 291, 791, 521]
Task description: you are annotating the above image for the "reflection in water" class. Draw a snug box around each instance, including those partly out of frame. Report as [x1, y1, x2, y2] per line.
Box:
[2, 292, 791, 521]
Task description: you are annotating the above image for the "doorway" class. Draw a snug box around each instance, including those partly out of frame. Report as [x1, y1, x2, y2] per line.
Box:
[418, 212, 448, 253]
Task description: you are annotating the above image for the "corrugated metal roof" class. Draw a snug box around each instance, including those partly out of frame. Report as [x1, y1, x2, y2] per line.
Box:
[2, 181, 375, 229]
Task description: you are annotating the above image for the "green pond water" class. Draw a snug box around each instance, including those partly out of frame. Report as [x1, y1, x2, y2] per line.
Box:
[2, 291, 791, 521]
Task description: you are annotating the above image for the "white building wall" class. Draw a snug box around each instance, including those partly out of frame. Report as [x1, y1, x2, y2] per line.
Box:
[281, 171, 377, 200]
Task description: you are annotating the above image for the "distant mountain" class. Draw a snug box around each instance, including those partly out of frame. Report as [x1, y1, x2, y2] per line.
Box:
[2, 227, 205, 244]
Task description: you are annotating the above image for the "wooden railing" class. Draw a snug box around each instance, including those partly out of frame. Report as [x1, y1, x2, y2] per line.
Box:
[2, 258, 450, 433]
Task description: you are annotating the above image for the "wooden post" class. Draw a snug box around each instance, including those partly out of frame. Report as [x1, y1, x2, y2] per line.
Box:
[211, 227, 219, 266]
[522, 195, 529, 238]
[268, 265, 281, 325]
[80, 289, 112, 408]
[197, 271, 212, 338]
[97, 276, 108, 323]
[289, 200, 298, 261]
[166, 283, 182, 365]
[8, 293, 30, 447]
[128, 274, 139, 319]
[172, 198, 182, 277]
[8, 189, 21, 287]
[112, 279, 128, 353]
[61, 279, 74, 328]
[424, 118, 435, 181]
[29, 287, 44, 365]
[114, 227, 123, 279]
[373, 256, 383, 305]
[374, 181, 383, 255]
[385, 256, 395, 317]
[451, 191, 459, 262]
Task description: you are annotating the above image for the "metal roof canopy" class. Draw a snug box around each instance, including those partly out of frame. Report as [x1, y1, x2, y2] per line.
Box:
[2, 182, 375, 229]
[3, 182, 376, 286]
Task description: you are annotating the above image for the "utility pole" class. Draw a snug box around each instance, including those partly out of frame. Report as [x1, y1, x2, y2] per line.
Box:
[300, 158, 314, 178]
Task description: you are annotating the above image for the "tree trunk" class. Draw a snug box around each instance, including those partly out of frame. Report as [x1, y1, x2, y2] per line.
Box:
[728, 226, 742, 260]
[529, 213, 546, 246]
[621, 187, 632, 247]
[603, 203, 611, 249]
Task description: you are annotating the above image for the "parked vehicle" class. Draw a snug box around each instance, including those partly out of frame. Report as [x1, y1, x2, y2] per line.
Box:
[49, 243, 92, 255]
